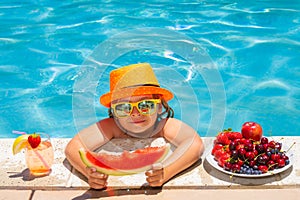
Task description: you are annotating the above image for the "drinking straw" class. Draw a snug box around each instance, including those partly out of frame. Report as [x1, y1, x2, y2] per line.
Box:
[13, 130, 51, 171]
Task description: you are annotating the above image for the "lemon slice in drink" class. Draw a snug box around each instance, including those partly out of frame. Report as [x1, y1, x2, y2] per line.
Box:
[12, 134, 29, 155]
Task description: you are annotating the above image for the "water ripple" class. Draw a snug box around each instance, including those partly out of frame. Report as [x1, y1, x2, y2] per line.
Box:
[209, 20, 275, 29]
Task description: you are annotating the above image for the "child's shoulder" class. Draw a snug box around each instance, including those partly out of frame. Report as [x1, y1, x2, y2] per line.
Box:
[165, 118, 183, 124]
[164, 118, 184, 129]
[98, 117, 115, 124]
[97, 118, 118, 131]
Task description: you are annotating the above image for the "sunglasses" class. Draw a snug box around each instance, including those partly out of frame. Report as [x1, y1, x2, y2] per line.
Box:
[111, 99, 161, 118]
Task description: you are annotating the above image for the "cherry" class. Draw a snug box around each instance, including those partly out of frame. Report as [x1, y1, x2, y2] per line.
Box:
[260, 137, 268, 144]
[277, 159, 286, 168]
[231, 164, 241, 173]
[245, 151, 255, 161]
[243, 139, 252, 145]
[281, 154, 289, 161]
[268, 141, 276, 149]
[258, 165, 268, 173]
[244, 143, 254, 151]
[263, 143, 269, 151]
[253, 149, 258, 156]
[234, 138, 241, 145]
[238, 148, 246, 159]
[257, 154, 269, 165]
[262, 154, 269, 161]
[231, 150, 239, 160]
[229, 141, 237, 150]
[224, 162, 232, 171]
[267, 160, 276, 170]
[274, 142, 282, 151]
[237, 159, 244, 166]
[255, 144, 264, 153]
[271, 154, 280, 162]
[249, 160, 256, 167]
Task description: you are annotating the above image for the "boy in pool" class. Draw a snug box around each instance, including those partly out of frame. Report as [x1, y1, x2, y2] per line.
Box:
[65, 63, 204, 189]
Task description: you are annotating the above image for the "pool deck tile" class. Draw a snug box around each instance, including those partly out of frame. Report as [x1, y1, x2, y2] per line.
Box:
[0, 136, 299, 199]
[30, 188, 300, 200]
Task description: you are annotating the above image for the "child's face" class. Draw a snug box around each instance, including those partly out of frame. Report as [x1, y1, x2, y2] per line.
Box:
[112, 94, 161, 134]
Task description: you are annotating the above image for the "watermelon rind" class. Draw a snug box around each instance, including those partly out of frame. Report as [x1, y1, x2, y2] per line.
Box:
[79, 143, 170, 176]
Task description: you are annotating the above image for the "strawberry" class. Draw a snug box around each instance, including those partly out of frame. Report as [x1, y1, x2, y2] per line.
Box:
[226, 131, 243, 141]
[211, 144, 223, 155]
[215, 132, 230, 145]
[213, 148, 228, 160]
[28, 133, 41, 149]
[217, 152, 231, 167]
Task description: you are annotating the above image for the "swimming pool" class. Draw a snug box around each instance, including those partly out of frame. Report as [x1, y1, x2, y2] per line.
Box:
[1, 1, 299, 138]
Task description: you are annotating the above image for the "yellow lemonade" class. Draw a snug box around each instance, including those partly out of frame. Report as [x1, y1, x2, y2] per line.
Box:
[25, 140, 54, 176]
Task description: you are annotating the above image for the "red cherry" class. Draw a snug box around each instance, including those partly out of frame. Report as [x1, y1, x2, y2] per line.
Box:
[277, 159, 286, 168]
[237, 159, 244, 166]
[234, 138, 241, 145]
[244, 143, 254, 151]
[253, 149, 258, 156]
[243, 139, 252, 145]
[238, 148, 246, 158]
[263, 143, 269, 151]
[281, 155, 289, 161]
[258, 165, 268, 173]
[249, 160, 256, 167]
[267, 160, 276, 170]
[260, 137, 268, 144]
[231, 150, 239, 160]
[245, 151, 255, 161]
[231, 164, 241, 173]
[268, 141, 276, 149]
[229, 141, 237, 150]
[255, 144, 264, 153]
[274, 142, 282, 151]
[271, 154, 280, 162]
[224, 161, 233, 171]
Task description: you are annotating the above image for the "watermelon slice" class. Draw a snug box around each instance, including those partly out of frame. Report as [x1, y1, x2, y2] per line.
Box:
[79, 143, 170, 176]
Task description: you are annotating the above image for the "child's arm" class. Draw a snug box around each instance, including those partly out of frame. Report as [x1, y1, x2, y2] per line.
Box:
[65, 119, 114, 189]
[146, 118, 204, 186]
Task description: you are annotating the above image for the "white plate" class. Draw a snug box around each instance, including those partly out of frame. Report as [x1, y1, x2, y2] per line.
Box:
[205, 148, 294, 178]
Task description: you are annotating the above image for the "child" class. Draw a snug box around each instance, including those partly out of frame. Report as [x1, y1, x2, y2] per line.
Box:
[65, 63, 204, 189]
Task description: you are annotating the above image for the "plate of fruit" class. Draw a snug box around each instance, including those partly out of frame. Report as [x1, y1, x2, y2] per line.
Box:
[206, 122, 294, 178]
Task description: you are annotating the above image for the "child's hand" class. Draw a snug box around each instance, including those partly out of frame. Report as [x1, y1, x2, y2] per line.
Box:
[145, 163, 164, 187]
[86, 167, 109, 189]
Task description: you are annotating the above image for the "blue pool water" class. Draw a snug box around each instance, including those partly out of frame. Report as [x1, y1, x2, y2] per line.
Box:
[0, 1, 299, 138]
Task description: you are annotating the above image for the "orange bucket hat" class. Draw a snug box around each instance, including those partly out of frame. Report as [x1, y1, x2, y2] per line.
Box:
[100, 63, 174, 108]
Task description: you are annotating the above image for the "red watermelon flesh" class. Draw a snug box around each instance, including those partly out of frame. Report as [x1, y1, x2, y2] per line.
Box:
[79, 143, 170, 176]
